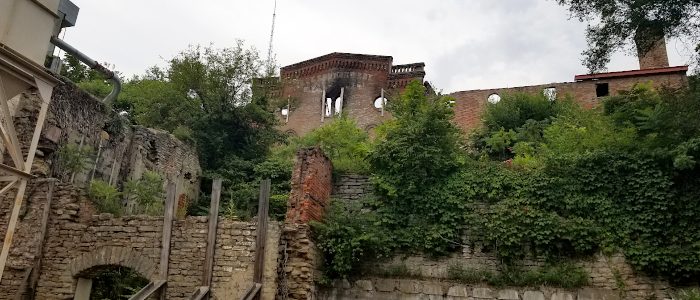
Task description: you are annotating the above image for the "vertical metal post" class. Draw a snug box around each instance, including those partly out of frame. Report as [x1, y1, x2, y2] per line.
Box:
[285, 97, 290, 124]
[320, 87, 326, 123]
[381, 88, 385, 116]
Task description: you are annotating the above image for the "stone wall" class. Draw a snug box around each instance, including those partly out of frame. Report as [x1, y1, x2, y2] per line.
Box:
[0, 181, 280, 299]
[332, 174, 373, 202]
[320, 278, 629, 300]
[12, 82, 201, 202]
[368, 252, 669, 300]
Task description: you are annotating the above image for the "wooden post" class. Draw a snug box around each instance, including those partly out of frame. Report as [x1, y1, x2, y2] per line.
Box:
[158, 182, 177, 300]
[253, 179, 271, 286]
[202, 178, 222, 299]
[21, 179, 55, 299]
[73, 278, 92, 300]
[381, 88, 385, 116]
[0, 79, 52, 282]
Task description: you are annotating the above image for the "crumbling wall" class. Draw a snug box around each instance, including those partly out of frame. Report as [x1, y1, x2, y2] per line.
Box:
[332, 174, 373, 202]
[12, 81, 201, 206]
[0, 180, 280, 299]
[278, 53, 398, 136]
[449, 72, 688, 132]
[285, 147, 332, 224]
[278, 147, 333, 300]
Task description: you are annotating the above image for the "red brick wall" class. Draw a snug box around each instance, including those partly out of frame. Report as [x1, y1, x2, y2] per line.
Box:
[449, 72, 688, 133]
[286, 147, 333, 224]
[277, 54, 425, 136]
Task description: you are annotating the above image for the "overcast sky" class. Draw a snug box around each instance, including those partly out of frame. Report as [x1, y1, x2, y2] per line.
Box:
[64, 0, 694, 93]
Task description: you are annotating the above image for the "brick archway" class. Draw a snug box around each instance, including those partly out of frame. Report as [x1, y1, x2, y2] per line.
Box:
[68, 246, 157, 280]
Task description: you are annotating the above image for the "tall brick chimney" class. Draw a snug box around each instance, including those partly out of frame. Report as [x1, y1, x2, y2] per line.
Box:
[634, 25, 670, 69]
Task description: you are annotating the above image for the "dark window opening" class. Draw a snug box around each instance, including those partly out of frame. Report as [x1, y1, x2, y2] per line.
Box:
[596, 83, 609, 97]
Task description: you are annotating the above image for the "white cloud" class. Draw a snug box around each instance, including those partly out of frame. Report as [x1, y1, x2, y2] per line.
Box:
[65, 0, 693, 92]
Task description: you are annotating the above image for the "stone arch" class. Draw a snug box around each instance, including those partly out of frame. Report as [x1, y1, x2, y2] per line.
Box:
[68, 246, 157, 280]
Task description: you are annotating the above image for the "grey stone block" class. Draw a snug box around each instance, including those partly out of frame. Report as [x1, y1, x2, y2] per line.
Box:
[522, 291, 545, 300]
[423, 282, 444, 295]
[498, 289, 519, 300]
[578, 288, 620, 300]
[551, 292, 574, 300]
[448, 285, 469, 297]
[355, 279, 373, 291]
[473, 287, 494, 299]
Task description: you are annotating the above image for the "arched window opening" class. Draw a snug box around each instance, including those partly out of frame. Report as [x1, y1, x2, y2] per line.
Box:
[543, 87, 557, 101]
[77, 265, 149, 299]
[487, 93, 501, 104]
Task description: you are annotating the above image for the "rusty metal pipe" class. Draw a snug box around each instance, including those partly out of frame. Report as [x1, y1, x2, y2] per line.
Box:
[49, 36, 121, 106]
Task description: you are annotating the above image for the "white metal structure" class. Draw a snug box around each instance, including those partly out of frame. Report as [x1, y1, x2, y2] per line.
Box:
[0, 0, 63, 281]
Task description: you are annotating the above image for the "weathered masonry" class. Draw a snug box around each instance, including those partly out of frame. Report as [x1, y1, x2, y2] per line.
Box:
[261, 36, 688, 136]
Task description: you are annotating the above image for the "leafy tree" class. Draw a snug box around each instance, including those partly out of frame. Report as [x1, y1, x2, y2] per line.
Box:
[368, 80, 465, 254]
[556, 0, 700, 72]
[55, 142, 94, 181]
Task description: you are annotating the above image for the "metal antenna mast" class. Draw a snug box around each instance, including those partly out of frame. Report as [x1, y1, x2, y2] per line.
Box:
[266, 0, 277, 69]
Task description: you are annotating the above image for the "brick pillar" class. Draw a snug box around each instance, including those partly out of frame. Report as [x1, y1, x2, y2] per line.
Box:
[278, 147, 332, 299]
[285, 147, 333, 224]
[635, 26, 670, 69]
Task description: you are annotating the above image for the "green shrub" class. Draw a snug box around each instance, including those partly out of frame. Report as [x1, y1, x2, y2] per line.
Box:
[483, 92, 565, 132]
[88, 180, 122, 215]
[268, 194, 288, 221]
[172, 125, 195, 144]
[312, 200, 391, 279]
[447, 263, 588, 288]
[374, 263, 421, 279]
[271, 116, 370, 174]
[55, 142, 94, 179]
[124, 171, 164, 215]
[673, 288, 700, 300]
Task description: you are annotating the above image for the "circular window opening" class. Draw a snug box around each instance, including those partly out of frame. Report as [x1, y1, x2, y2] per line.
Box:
[487, 93, 501, 104]
[281, 108, 289, 116]
[374, 97, 387, 109]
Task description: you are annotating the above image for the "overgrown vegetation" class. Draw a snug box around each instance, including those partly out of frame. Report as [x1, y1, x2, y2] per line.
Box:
[123, 171, 165, 215]
[87, 171, 165, 216]
[88, 180, 121, 216]
[673, 288, 700, 300]
[54, 142, 94, 180]
[89, 266, 149, 300]
[447, 263, 589, 288]
[313, 79, 700, 285]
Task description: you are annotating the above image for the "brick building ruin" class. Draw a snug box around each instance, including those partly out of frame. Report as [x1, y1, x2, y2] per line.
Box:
[263, 37, 688, 136]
